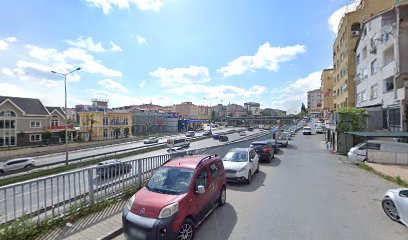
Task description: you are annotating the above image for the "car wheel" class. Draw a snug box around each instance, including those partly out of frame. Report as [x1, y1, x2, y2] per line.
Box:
[177, 219, 195, 240]
[247, 170, 252, 184]
[256, 163, 259, 173]
[218, 186, 226, 206]
[382, 197, 400, 222]
[24, 164, 34, 170]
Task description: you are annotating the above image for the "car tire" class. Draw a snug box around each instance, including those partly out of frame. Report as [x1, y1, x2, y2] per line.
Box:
[24, 164, 34, 170]
[178, 219, 195, 240]
[247, 170, 252, 184]
[218, 186, 226, 206]
[255, 163, 259, 173]
[382, 197, 400, 222]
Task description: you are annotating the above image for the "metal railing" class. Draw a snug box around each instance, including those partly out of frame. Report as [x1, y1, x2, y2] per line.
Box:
[0, 129, 268, 225]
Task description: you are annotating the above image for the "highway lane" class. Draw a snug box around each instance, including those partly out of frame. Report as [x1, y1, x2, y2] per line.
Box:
[114, 130, 408, 240]
[0, 129, 267, 223]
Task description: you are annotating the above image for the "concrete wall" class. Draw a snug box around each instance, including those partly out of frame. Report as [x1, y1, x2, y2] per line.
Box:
[368, 151, 408, 165]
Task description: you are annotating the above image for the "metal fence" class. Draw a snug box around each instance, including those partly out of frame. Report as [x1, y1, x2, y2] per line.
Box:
[0, 129, 267, 225]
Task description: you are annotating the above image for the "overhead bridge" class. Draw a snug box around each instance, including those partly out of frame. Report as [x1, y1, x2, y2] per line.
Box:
[226, 116, 300, 126]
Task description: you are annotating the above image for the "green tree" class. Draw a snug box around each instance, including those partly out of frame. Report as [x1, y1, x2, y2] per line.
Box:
[336, 107, 368, 133]
[42, 131, 52, 145]
[114, 128, 121, 138]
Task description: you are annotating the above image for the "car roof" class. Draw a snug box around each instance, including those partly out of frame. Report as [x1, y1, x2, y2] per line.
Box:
[229, 148, 249, 152]
[164, 155, 220, 169]
[251, 141, 268, 145]
[98, 160, 119, 165]
[8, 158, 32, 162]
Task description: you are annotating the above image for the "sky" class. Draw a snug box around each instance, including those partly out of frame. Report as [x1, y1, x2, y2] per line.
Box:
[0, 0, 359, 114]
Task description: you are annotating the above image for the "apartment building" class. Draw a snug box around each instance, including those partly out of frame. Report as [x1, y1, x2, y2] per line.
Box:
[307, 89, 322, 113]
[79, 110, 132, 141]
[321, 69, 334, 117]
[197, 105, 210, 119]
[333, 0, 394, 110]
[0, 96, 69, 147]
[175, 102, 199, 119]
[131, 108, 178, 134]
[355, 4, 408, 131]
[244, 102, 261, 115]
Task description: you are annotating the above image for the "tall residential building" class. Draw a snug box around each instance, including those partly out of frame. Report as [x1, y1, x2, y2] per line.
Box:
[175, 102, 199, 119]
[333, 0, 394, 110]
[321, 68, 334, 117]
[244, 102, 261, 115]
[307, 89, 322, 113]
[355, 4, 408, 131]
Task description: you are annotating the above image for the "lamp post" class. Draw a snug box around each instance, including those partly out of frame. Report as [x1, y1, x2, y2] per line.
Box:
[51, 67, 81, 165]
[204, 97, 217, 131]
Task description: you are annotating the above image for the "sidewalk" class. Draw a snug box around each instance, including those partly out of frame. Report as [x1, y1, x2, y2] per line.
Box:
[367, 162, 408, 182]
[41, 201, 125, 240]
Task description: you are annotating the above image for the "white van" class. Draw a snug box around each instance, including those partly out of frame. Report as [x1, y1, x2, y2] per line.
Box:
[348, 140, 408, 163]
[166, 137, 190, 148]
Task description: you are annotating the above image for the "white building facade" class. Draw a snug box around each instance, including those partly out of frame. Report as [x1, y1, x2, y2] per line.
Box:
[355, 5, 408, 131]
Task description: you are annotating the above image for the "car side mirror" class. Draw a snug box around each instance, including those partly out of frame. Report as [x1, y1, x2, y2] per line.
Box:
[196, 185, 205, 194]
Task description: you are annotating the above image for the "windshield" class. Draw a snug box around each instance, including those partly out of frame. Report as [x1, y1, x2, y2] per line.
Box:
[223, 151, 248, 162]
[146, 167, 194, 195]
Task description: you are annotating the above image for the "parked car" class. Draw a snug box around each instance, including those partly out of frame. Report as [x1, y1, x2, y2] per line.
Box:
[282, 131, 292, 138]
[122, 155, 226, 240]
[239, 131, 246, 136]
[315, 126, 324, 134]
[203, 130, 212, 136]
[143, 137, 159, 144]
[0, 158, 36, 174]
[212, 134, 220, 140]
[248, 127, 254, 131]
[185, 131, 195, 137]
[267, 139, 280, 153]
[348, 140, 408, 163]
[96, 160, 132, 178]
[276, 132, 289, 147]
[382, 188, 408, 227]
[223, 148, 259, 183]
[250, 141, 274, 163]
[302, 126, 312, 135]
[219, 135, 229, 142]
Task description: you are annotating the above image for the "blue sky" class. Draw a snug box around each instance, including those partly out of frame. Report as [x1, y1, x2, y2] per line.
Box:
[0, 0, 356, 113]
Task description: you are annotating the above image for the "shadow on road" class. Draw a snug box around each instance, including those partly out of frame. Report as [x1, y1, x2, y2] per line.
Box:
[276, 149, 284, 155]
[226, 171, 266, 192]
[267, 157, 281, 167]
[195, 203, 237, 240]
[286, 144, 298, 150]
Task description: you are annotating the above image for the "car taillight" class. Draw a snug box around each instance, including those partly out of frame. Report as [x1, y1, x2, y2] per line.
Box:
[263, 148, 269, 153]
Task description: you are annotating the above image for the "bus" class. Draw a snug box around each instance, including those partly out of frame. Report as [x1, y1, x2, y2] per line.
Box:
[166, 137, 190, 148]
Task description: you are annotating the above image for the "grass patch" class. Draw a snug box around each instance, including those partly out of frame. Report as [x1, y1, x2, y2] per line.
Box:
[359, 163, 408, 188]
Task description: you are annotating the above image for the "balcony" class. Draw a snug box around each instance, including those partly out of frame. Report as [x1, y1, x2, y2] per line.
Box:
[48, 126, 74, 130]
[382, 60, 395, 79]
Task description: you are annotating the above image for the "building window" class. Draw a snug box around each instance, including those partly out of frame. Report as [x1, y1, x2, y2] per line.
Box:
[383, 47, 394, 66]
[384, 77, 394, 92]
[362, 46, 367, 59]
[370, 59, 377, 75]
[0, 110, 16, 117]
[370, 85, 378, 99]
[361, 90, 367, 101]
[356, 54, 360, 65]
[29, 134, 42, 142]
[51, 116, 59, 127]
[103, 117, 108, 126]
[362, 68, 368, 79]
[388, 108, 401, 131]
[30, 121, 41, 128]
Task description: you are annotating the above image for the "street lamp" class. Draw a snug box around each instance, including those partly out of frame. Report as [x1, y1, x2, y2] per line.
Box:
[51, 67, 81, 165]
[204, 97, 218, 131]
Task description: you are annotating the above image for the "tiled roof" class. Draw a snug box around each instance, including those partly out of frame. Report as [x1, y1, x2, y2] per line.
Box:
[0, 96, 49, 115]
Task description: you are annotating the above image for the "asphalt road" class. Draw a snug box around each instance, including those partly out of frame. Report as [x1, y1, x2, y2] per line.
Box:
[115, 129, 408, 240]
[0, 129, 266, 223]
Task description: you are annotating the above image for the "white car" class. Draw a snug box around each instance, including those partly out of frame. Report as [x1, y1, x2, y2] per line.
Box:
[143, 137, 159, 144]
[222, 148, 259, 184]
[302, 126, 312, 135]
[185, 131, 195, 137]
[382, 188, 408, 227]
[167, 146, 187, 154]
[315, 126, 324, 134]
[239, 131, 246, 136]
[0, 158, 36, 174]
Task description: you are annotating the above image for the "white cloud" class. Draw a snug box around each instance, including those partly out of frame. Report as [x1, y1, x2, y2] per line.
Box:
[139, 80, 146, 88]
[150, 66, 211, 87]
[66, 36, 106, 53]
[85, 0, 164, 14]
[110, 41, 122, 52]
[328, 0, 360, 34]
[217, 42, 306, 77]
[39, 80, 63, 88]
[270, 71, 322, 114]
[136, 35, 147, 45]
[168, 84, 268, 99]
[0, 36, 18, 50]
[98, 79, 128, 93]
[1, 68, 14, 76]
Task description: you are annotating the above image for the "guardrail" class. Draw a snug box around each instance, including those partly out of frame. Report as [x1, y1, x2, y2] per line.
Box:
[0, 129, 268, 225]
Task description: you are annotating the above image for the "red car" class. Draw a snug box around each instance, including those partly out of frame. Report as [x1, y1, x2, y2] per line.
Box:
[122, 155, 227, 240]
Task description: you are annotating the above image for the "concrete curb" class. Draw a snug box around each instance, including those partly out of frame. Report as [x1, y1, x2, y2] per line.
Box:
[100, 227, 123, 240]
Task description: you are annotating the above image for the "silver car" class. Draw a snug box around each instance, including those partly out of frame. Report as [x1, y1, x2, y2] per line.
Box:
[143, 137, 159, 144]
[0, 158, 36, 174]
[382, 188, 408, 227]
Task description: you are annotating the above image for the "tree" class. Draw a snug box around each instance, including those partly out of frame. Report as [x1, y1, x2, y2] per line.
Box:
[124, 127, 130, 137]
[88, 114, 98, 141]
[42, 131, 52, 145]
[114, 128, 121, 138]
[336, 107, 368, 133]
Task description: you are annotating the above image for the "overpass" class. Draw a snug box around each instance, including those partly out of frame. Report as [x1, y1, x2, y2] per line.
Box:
[226, 116, 300, 127]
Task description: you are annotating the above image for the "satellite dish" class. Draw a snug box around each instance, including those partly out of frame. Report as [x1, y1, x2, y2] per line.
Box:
[382, 25, 393, 34]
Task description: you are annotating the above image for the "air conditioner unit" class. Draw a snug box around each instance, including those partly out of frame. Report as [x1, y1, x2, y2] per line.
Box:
[351, 30, 360, 37]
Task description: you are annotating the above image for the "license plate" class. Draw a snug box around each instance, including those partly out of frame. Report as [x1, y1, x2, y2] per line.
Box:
[129, 227, 147, 240]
